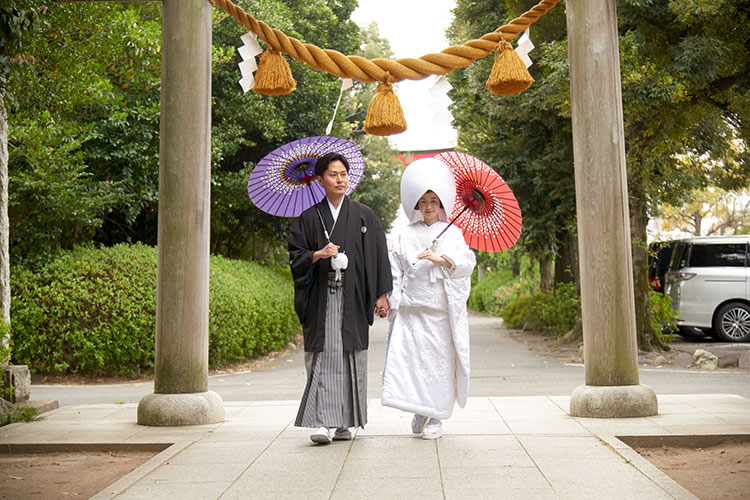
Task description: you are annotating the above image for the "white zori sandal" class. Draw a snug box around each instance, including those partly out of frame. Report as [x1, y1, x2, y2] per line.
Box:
[310, 426, 332, 444]
[421, 418, 442, 440]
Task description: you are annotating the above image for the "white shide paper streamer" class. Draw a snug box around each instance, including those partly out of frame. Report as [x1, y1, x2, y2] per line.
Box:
[515, 29, 534, 69]
[237, 32, 263, 93]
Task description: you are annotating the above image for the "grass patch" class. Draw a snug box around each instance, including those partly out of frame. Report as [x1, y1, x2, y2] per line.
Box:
[0, 406, 42, 426]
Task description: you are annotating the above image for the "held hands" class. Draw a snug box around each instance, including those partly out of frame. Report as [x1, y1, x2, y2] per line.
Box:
[313, 242, 339, 263]
[416, 249, 450, 267]
[375, 294, 390, 318]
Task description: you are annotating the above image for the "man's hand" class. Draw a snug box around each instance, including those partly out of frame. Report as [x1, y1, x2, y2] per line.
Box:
[313, 242, 340, 263]
[375, 294, 390, 318]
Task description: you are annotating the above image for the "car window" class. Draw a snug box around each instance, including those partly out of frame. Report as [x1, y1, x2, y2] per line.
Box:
[688, 243, 746, 267]
[670, 242, 689, 270]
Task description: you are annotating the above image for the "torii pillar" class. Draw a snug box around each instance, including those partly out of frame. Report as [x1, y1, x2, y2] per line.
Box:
[138, 0, 224, 425]
[566, 0, 657, 417]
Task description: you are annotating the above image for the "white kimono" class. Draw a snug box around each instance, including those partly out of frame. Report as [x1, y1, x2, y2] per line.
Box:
[383, 221, 476, 420]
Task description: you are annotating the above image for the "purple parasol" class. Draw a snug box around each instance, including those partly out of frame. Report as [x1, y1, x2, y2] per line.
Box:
[247, 136, 365, 217]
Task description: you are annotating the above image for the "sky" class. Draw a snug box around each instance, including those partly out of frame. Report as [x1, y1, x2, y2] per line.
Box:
[351, 0, 458, 152]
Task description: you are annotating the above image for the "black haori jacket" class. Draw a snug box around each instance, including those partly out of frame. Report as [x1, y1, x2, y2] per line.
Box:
[288, 196, 392, 352]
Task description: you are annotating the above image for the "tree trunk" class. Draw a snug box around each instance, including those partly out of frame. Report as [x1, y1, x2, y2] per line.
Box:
[693, 212, 702, 236]
[511, 252, 520, 277]
[539, 258, 554, 292]
[628, 164, 668, 351]
[0, 84, 10, 365]
[554, 226, 579, 291]
[528, 258, 537, 295]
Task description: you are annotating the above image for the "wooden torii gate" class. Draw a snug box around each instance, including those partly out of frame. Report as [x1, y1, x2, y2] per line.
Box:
[60, 0, 224, 425]
[566, 1, 657, 417]
[55, 0, 656, 425]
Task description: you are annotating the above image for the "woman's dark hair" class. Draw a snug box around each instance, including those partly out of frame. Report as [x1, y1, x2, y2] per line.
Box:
[315, 152, 350, 177]
[414, 190, 444, 209]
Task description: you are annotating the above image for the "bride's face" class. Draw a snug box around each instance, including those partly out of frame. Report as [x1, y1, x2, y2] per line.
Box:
[418, 191, 441, 225]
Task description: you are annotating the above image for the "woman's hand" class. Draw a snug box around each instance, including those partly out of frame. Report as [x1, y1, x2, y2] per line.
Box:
[416, 249, 450, 267]
[313, 242, 339, 263]
[375, 294, 390, 318]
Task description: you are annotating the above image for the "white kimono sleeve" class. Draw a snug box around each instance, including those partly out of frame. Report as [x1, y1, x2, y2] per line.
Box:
[387, 232, 409, 312]
[435, 226, 476, 281]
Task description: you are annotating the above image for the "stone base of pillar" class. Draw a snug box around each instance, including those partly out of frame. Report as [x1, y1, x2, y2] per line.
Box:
[137, 391, 224, 426]
[570, 384, 658, 418]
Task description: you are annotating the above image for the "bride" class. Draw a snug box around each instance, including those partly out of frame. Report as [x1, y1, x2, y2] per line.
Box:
[382, 158, 476, 439]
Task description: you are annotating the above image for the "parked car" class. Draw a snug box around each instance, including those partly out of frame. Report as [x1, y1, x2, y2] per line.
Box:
[664, 235, 750, 342]
[648, 241, 675, 294]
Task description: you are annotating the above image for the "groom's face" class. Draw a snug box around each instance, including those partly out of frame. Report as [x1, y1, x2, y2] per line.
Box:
[317, 160, 349, 198]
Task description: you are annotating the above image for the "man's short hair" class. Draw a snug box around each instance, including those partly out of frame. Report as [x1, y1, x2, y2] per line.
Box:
[315, 152, 350, 178]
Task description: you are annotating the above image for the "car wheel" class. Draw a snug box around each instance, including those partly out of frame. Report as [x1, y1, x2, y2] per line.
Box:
[712, 302, 750, 343]
[676, 326, 707, 340]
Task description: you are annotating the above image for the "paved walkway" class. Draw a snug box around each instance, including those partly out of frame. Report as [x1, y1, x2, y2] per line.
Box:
[2, 393, 749, 499]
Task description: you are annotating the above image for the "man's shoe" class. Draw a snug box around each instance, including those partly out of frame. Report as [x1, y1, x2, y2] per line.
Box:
[411, 414, 429, 435]
[422, 419, 442, 440]
[332, 427, 352, 441]
[310, 426, 332, 444]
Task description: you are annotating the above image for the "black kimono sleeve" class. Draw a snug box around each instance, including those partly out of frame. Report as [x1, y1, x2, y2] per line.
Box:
[371, 212, 393, 300]
[360, 206, 393, 328]
[288, 212, 319, 328]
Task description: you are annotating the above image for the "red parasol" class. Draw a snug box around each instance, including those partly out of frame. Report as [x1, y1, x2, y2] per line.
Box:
[434, 151, 522, 252]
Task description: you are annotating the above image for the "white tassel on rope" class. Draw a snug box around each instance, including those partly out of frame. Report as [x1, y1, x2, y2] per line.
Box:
[330, 252, 348, 282]
[325, 78, 354, 135]
[515, 29, 535, 68]
[237, 32, 263, 93]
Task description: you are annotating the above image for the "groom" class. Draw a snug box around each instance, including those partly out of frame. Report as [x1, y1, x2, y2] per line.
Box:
[288, 152, 392, 444]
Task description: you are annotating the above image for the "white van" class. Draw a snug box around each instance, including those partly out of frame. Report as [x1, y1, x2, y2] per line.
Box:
[664, 235, 749, 342]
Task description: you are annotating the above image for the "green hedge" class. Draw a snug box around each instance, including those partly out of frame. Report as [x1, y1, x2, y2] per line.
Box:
[468, 269, 514, 315]
[500, 282, 581, 336]
[10, 244, 299, 377]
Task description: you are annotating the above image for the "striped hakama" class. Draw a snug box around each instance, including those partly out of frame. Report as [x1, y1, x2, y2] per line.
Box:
[295, 273, 368, 429]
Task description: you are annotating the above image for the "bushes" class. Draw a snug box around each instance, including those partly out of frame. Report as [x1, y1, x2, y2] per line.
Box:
[649, 290, 678, 343]
[469, 269, 539, 316]
[207, 255, 298, 367]
[10, 244, 298, 377]
[468, 269, 513, 315]
[471, 267, 581, 336]
[494, 281, 674, 341]
[501, 282, 582, 336]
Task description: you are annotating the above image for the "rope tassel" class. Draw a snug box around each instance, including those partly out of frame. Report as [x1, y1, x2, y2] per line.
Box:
[364, 76, 407, 136]
[253, 49, 296, 95]
[486, 40, 534, 96]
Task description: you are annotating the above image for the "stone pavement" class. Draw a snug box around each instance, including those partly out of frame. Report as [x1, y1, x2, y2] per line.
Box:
[2, 394, 749, 499]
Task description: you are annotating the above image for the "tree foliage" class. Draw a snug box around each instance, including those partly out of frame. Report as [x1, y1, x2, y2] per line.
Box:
[7, 3, 162, 266]
[1, 2, 49, 88]
[447, 0, 576, 285]
[6, 0, 400, 267]
[449, 0, 750, 348]
[658, 187, 750, 236]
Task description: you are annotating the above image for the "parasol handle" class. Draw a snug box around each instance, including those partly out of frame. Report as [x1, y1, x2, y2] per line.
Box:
[305, 180, 331, 242]
[432, 204, 470, 243]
